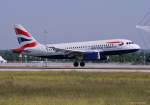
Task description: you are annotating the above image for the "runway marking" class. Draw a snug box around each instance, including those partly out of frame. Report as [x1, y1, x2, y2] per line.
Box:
[0, 66, 150, 72]
[1, 63, 150, 72]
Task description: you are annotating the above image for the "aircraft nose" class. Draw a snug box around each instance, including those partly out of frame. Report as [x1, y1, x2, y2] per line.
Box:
[134, 44, 141, 50]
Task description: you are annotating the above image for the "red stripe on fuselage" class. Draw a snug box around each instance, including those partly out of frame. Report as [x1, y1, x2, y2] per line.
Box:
[15, 28, 31, 37]
[12, 42, 37, 53]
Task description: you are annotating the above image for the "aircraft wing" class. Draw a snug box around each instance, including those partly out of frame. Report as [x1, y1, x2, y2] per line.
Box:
[48, 47, 103, 59]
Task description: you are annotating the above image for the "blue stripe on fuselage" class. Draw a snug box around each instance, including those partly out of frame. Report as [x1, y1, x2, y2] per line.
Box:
[18, 37, 31, 44]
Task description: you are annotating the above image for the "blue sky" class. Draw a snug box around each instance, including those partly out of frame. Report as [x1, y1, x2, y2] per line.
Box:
[0, 0, 150, 49]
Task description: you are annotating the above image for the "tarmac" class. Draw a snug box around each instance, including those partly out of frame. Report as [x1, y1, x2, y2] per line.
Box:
[0, 62, 150, 72]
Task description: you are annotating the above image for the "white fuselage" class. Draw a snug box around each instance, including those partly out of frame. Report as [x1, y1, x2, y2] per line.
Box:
[25, 39, 140, 57]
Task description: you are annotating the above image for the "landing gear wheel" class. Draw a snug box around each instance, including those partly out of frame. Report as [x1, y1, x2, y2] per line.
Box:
[73, 61, 79, 67]
[80, 61, 85, 67]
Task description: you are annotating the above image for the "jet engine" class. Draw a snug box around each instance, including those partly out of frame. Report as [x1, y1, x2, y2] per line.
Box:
[83, 52, 107, 60]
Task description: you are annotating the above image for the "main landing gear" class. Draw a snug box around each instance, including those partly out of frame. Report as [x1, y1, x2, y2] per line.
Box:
[73, 61, 85, 67]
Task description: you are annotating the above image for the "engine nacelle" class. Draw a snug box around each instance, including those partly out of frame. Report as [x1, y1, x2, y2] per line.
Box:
[83, 52, 107, 60]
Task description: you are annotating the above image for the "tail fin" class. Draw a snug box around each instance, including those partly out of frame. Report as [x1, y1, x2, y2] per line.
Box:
[13, 24, 39, 53]
[14, 24, 39, 46]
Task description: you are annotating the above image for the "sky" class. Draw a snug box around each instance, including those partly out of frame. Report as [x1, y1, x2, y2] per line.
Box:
[0, 0, 150, 49]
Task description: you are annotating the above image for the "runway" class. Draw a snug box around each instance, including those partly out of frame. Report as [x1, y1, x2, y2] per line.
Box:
[0, 63, 150, 72]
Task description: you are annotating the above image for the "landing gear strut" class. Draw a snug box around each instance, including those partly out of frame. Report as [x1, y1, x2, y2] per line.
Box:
[73, 61, 85, 67]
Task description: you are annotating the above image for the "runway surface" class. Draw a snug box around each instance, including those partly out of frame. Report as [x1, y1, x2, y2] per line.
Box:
[0, 63, 150, 72]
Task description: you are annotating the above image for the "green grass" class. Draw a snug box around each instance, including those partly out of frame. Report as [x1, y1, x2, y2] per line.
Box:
[0, 71, 150, 105]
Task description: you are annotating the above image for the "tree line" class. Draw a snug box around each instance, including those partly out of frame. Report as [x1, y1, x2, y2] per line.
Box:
[0, 50, 150, 64]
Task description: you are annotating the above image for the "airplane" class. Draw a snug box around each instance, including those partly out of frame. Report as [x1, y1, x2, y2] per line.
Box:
[0, 56, 7, 63]
[12, 24, 140, 67]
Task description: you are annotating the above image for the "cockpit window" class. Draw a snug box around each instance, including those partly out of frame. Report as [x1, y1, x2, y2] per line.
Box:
[126, 42, 134, 44]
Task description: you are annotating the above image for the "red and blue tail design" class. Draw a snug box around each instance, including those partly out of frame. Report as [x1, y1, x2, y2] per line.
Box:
[13, 24, 39, 53]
